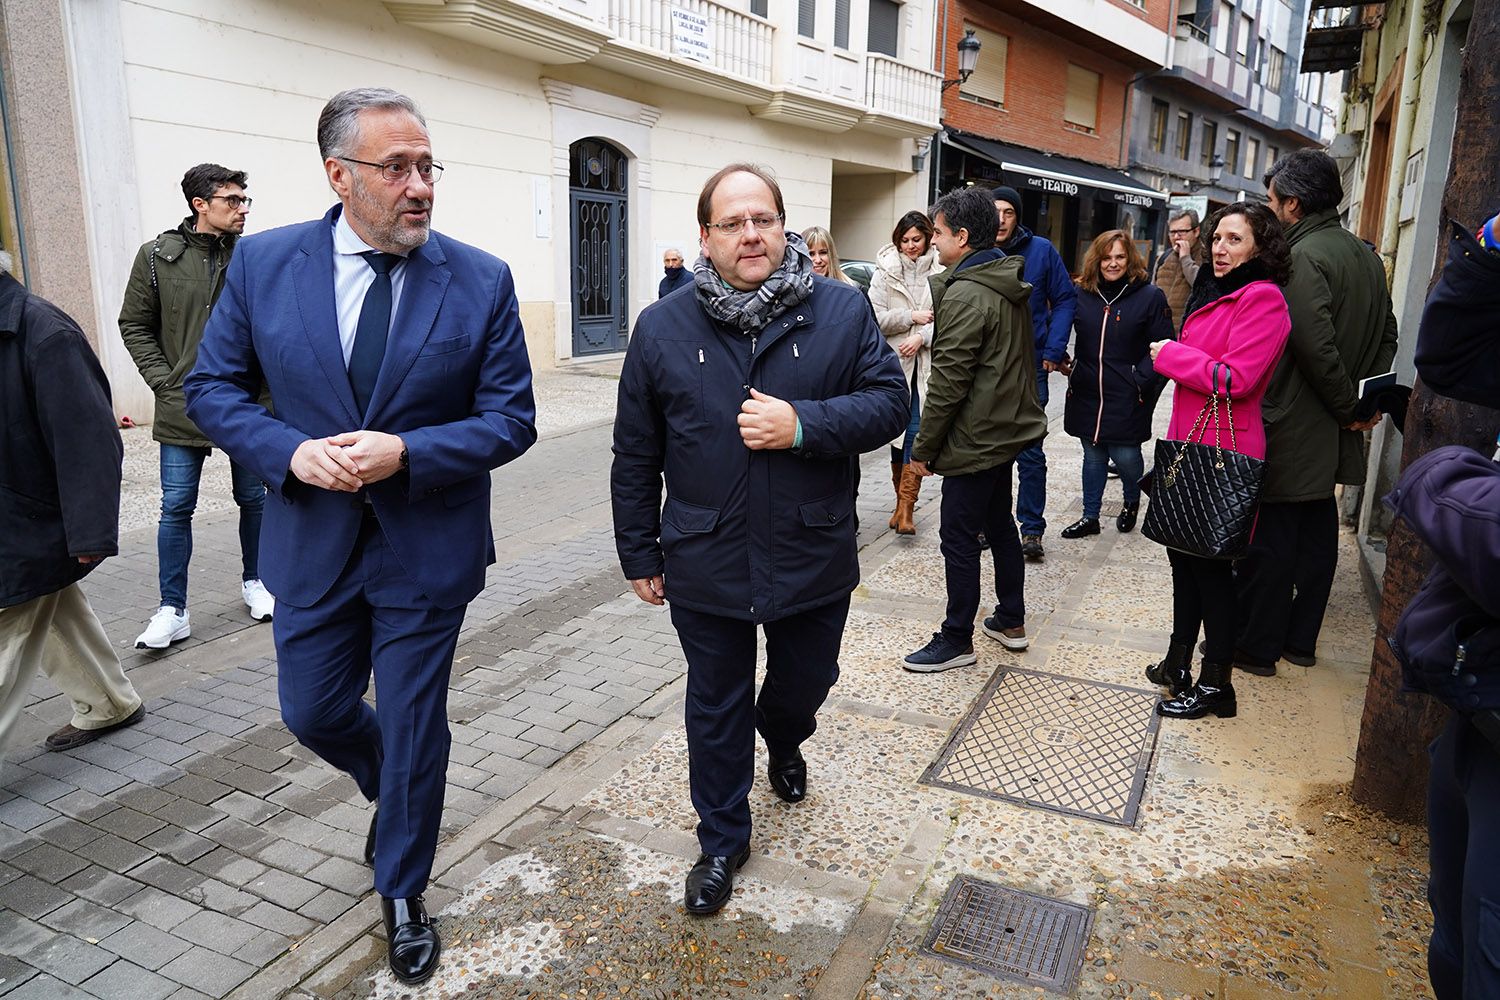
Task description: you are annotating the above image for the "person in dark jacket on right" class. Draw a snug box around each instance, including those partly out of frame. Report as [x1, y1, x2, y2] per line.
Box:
[992, 187, 1077, 562]
[1060, 229, 1173, 539]
[903, 187, 1046, 673]
[1385, 207, 1500, 1000]
[658, 248, 691, 298]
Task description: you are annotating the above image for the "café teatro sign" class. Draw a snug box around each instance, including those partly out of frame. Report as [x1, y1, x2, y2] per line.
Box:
[1017, 170, 1161, 207]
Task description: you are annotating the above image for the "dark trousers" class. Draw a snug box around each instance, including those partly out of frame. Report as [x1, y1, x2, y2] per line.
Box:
[1234, 498, 1338, 661]
[939, 461, 1024, 643]
[1168, 549, 1236, 663]
[1426, 713, 1500, 999]
[273, 517, 466, 899]
[671, 595, 850, 857]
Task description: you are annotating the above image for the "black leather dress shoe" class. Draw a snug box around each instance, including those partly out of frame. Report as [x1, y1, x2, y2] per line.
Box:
[381, 895, 440, 985]
[767, 752, 806, 803]
[365, 807, 377, 866]
[684, 850, 750, 915]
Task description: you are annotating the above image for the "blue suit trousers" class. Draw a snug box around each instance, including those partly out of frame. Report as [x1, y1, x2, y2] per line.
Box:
[671, 595, 850, 857]
[273, 515, 465, 900]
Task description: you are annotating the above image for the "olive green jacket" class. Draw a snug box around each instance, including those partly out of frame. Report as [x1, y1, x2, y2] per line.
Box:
[1261, 209, 1398, 502]
[119, 219, 238, 447]
[912, 251, 1046, 476]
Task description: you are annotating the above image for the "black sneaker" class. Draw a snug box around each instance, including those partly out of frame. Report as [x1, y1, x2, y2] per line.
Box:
[1021, 535, 1044, 560]
[903, 633, 977, 673]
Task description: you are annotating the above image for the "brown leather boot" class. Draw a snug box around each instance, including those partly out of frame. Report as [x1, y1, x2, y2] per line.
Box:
[895, 464, 921, 534]
[888, 463, 903, 529]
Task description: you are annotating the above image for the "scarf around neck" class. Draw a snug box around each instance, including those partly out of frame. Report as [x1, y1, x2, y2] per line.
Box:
[693, 230, 815, 334]
[1183, 256, 1273, 321]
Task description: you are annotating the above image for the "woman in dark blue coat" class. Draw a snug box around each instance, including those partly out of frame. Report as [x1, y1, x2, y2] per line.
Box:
[1060, 229, 1174, 538]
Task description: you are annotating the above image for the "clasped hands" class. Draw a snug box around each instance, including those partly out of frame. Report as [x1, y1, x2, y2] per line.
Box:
[290, 430, 405, 492]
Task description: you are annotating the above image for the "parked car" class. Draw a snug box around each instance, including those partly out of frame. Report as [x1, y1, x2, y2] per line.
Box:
[842, 259, 876, 291]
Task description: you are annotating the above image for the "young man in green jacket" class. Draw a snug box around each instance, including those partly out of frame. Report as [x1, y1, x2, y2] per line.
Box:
[119, 164, 272, 649]
[903, 187, 1047, 672]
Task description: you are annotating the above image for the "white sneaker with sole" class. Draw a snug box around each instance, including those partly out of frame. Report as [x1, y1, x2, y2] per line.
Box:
[981, 616, 1029, 650]
[136, 607, 190, 649]
[242, 580, 275, 622]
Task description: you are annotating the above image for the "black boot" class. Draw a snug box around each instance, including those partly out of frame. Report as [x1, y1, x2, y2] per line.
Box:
[1156, 660, 1237, 719]
[1116, 502, 1139, 533]
[1144, 641, 1193, 697]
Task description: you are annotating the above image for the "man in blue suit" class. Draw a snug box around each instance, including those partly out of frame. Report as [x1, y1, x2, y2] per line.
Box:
[185, 88, 536, 985]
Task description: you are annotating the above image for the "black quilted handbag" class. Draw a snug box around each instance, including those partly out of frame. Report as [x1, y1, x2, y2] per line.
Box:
[1140, 365, 1264, 559]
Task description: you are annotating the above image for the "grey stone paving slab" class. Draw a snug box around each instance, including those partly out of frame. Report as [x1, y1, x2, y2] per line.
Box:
[3, 974, 91, 999]
[80, 960, 180, 1000]
[38, 897, 133, 940]
[117, 886, 200, 932]
[158, 946, 256, 998]
[97, 919, 194, 969]
[17, 933, 114, 985]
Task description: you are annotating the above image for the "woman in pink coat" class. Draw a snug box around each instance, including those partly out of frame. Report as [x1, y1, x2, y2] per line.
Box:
[1144, 202, 1292, 720]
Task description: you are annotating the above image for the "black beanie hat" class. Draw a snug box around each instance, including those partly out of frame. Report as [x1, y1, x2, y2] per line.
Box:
[990, 185, 1023, 213]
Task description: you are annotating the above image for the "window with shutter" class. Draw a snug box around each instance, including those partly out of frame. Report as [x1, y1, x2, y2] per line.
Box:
[1224, 129, 1241, 174]
[1214, 0, 1233, 53]
[1200, 119, 1218, 167]
[868, 0, 899, 56]
[958, 24, 1007, 107]
[835, 0, 850, 48]
[1245, 137, 1261, 179]
[799, 0, 815, 38]
[1176, 111, 1193, 160]
[1063, 64, 1099, 131]
[751, 0, 767, 15]
[1149, 99, 1169, 153]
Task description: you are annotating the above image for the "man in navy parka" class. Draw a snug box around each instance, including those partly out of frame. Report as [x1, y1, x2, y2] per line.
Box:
[611, 164, 908, 916]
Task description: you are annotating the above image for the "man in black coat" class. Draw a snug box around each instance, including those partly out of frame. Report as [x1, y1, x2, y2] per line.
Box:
[0, 256, 145, 762]
[658, 247, 691, 298]
[612, 163, 908, 915]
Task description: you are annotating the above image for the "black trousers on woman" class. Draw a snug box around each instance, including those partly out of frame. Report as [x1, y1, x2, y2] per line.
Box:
[1167, 549, 1235, 662]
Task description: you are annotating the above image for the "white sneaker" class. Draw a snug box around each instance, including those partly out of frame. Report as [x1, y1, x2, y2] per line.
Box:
[136, 607, 190, 649]
[242, 580, 275, 622]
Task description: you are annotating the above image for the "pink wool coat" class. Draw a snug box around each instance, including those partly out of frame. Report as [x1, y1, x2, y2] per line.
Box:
[1153, 279, 1291, 460]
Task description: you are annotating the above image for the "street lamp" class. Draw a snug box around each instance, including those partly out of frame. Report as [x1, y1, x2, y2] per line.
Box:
[941, 29, 982, 90]
[1185, 154, 1226, 192]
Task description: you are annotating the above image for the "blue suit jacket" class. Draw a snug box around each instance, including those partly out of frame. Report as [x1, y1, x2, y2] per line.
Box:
[185, 205, 537, 610]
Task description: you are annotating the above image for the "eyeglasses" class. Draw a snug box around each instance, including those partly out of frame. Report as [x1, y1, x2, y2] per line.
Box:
[704, 213, 783, 236]
[209, 195, 253, 209]
[339, 157, 445, 184]
[1168, 228, 1196, 236]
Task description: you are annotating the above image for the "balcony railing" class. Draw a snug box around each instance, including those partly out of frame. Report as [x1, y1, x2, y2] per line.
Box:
[605, 0, 772, 84]
[865, 55, 941, 126]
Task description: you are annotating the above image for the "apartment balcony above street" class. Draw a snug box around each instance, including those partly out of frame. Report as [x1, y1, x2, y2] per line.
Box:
[384, 0, 942, 138]
[1167, 17, 1254, 110]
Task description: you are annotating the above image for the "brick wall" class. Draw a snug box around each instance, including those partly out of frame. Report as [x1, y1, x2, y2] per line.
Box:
[939, 0, 1142, 168]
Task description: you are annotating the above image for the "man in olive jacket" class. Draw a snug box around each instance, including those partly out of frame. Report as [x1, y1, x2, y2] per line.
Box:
[904, 187, 1046, 672]
[119, 163, 273, 649]
[1233, 150, 1398, 672]
[0, 255, 144, 761]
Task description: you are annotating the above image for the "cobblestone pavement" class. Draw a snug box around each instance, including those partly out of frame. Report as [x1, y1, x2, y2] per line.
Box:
[0, 368, 1433, 999]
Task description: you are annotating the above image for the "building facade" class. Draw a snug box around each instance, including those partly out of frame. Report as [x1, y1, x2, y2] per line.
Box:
[1126, 0, 1335, 221]
[927, 0, 1174, 270]
[0, 0, 943, 423]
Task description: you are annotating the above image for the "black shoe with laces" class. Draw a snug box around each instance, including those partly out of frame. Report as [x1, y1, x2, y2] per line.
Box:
[1060, 517, 1101, 539]
[902, 633, 977, 673]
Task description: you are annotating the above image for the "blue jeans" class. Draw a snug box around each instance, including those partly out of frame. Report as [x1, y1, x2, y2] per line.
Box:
[891, 377, 922, 465]
[1014, 367, 1048, 536]
[1079, 439, 1144, 520]
[158, 444, 265, 609]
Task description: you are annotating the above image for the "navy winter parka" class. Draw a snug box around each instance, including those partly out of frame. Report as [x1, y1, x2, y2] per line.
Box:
[1062, 279, 1174, 445]
[611, 277, 909, 624]
[999, 227, 1078, 366]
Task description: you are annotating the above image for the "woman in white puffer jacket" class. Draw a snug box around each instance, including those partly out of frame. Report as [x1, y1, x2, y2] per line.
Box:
[867, 211, 943, 534]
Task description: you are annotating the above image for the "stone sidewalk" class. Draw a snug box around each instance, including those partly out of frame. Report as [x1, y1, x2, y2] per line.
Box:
[0, 371, 1434, 999]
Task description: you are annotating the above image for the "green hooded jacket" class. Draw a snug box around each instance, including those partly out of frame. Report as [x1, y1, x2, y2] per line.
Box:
[1261, 208, 1398, 502]
[912, 250, 1046, 476]
[118, 219, 238, 447]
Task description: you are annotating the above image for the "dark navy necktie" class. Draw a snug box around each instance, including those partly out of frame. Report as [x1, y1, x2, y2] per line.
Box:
[348, 251, 400, 417]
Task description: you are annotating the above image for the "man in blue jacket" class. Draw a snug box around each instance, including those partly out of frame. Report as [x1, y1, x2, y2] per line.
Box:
[992, 187, 1077, 561]
[185, 88, 536, 985]
[612, 163, 907, 916]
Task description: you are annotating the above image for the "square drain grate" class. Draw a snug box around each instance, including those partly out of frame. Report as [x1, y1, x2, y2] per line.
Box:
[921, 667, 1160, 826]
[921, 876, 1094, 992]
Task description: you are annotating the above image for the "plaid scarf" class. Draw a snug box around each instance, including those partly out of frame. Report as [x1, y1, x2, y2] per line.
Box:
[693, 231, 815, 334]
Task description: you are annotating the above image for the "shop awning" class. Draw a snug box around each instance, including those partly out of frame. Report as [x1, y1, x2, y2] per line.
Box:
[945, 131, 1167, 207]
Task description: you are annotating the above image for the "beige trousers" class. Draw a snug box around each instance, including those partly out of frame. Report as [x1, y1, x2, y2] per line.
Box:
[0, 583, 142, 751]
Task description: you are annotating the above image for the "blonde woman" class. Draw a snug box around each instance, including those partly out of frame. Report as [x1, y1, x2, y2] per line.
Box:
[866, 212, 941, 533]
[803, 226, 858, 285]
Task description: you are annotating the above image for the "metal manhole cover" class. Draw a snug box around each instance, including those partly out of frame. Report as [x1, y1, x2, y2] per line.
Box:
[920, 667, 1160, 826]
[920, 876, 1094, 991]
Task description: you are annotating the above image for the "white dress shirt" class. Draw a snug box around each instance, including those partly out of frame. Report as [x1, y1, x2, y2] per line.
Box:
[332, 211, 410, 366]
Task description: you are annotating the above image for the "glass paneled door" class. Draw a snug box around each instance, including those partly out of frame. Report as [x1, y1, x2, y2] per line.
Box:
[569, 138, 628, 355]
